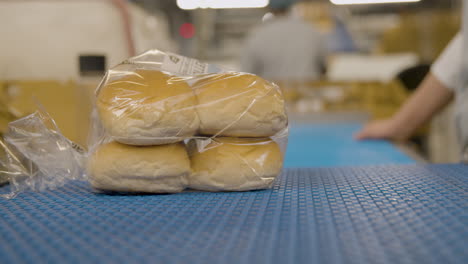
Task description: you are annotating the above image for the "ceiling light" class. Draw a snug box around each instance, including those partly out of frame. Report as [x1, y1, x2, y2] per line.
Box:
[330, 0, 420, 5]
[177, 0, 269, 10]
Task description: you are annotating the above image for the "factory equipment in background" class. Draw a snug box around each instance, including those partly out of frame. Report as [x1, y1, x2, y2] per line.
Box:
[0, 0, 176, 146]
[0, 0, 462, 165]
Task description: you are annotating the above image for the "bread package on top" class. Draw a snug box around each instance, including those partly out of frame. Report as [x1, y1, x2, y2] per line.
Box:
[193, 72, 287, 137]
[96, 69, 199, 145]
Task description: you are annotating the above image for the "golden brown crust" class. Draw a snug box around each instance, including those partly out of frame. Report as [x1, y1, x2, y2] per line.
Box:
[96, 70, 199, 145]
[188, 137, 283, 191]
[193, 72, 287, 137]
[88, 141, 190, 193]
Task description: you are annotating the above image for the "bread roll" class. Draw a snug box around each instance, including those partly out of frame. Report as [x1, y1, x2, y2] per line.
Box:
[97, 70, 199, 145]
[88, 141, 190, 193]
[188, 137, 283, 191]
[193, 72, 287, 137]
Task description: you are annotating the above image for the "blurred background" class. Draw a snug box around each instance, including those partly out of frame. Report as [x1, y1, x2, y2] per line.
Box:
[0, 0, 461, 164]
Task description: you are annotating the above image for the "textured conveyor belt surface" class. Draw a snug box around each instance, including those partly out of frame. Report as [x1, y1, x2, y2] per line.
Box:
[285, 123, 414, 167]
[0, 164, 467, 264]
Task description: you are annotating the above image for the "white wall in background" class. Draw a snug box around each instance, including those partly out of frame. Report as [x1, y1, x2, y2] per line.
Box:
[130, 5, 177, 58]
[327, 53, 419, 82]
[429, 104, 460, 163]
[0, 0, 176, 80]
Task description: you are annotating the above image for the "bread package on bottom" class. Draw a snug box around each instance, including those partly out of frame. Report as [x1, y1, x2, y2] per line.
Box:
[88, 141, 190, 193]
[188, 137, 283, 191]
[96, 69, 199, 146]
[193, 72, 287, 137]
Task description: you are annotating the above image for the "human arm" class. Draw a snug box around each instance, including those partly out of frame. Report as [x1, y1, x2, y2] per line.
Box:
[355, 32, 462, 141]
[354, 73, 454, 140]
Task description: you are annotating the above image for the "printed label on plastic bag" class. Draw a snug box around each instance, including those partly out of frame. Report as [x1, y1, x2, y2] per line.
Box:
[162, 53, 208, 75]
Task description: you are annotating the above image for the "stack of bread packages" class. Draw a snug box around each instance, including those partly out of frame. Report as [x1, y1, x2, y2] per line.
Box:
[87, 50, 288, 193]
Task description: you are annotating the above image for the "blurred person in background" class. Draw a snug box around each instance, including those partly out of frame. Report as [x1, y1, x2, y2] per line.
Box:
[328, 14, 356, 53]
[356, 2, 468, 160]
[240, 0, 328, 82]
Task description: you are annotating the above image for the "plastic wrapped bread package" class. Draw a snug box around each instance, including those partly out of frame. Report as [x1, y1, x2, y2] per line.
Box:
[0, 50, 288, 198]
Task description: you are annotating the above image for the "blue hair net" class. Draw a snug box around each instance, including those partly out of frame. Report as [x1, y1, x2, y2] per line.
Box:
[269, 0, 297, 9]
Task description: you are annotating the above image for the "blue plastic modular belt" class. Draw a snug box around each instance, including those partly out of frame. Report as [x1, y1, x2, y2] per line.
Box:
[1, 164, 467, 264]
[286, 123, 414, 167]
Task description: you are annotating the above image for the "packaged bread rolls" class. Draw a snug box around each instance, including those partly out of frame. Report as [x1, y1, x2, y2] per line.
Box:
[96, 70, 198, 145]
[86, 50, 288, 194]
[193, 72, 287, 137]
[88, 141, 190, 193]
[188, 137, 283, 191]
[0, 49, 288, 198]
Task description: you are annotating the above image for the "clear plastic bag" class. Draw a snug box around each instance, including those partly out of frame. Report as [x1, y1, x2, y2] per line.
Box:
[1, 50, 288, 197]
[0, 105, 85, 198]
[187, 137, 285, 192]
[90, 50, 287, 147]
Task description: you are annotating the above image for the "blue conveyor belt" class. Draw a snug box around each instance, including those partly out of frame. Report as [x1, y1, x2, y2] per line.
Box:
[285, 123, 413, 167]
[0, 164, 466, 264]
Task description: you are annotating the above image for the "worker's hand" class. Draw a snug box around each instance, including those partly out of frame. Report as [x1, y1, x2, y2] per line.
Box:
[354, 118, 410, 141]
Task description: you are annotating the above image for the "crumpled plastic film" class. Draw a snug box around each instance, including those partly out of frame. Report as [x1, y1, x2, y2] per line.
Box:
[0, 107, 85, 198]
